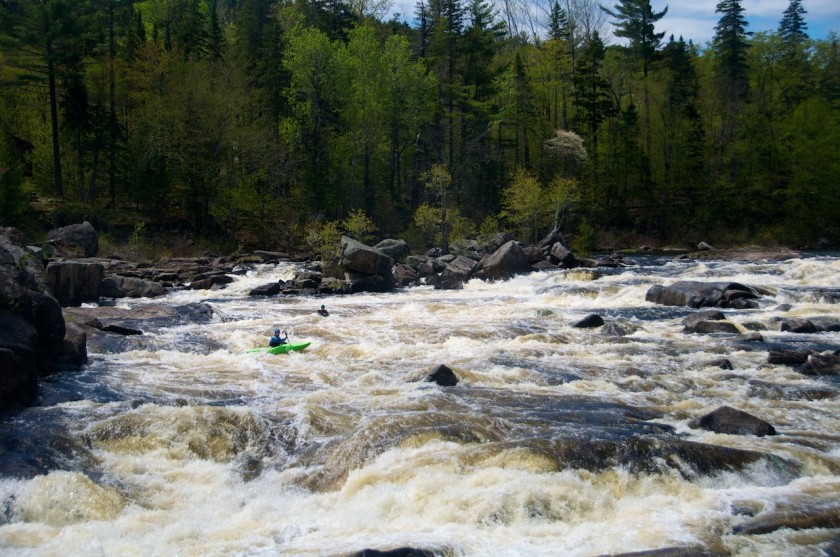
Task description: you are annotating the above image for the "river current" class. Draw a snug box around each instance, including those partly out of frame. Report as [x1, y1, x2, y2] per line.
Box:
[1, 253, 839, 556]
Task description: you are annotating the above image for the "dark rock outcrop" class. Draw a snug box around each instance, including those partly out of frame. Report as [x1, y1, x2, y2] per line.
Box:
[46, 260, 104, 306]
[646, 281, 760, 309]
[1, 228, 86, 408]
[393, 264, 420, 287]
[426, 364, 459, 386]
[99, 275, 165, 298]
[339, 237, 395, 293]
[688, 406, 777, 437]
[47, 221, 98, 257]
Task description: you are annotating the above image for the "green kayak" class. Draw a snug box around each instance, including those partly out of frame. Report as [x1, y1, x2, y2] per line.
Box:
[247, 341, 311, 355]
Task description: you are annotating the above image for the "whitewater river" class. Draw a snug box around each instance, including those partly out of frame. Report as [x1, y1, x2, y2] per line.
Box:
[1, 253, 839, 556]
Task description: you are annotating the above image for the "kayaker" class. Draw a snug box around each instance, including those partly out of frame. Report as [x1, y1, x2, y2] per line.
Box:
[269, 329, 288, 347]
[317, 304, 329, 317]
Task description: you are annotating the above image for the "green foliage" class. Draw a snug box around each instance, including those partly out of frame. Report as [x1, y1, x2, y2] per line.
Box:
[342, 208, 376, 243]
[500, 169, 549, 244]
[571, 219, 596, 256]
[1, 0, 839, 251]
[413, 202, 442, 246]
[306, 220, 342, 263]
[479, 215, 500, 236]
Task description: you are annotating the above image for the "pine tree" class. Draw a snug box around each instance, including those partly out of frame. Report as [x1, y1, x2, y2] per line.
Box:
[778, 0, 808, 46]
[713, 0, 751, 104]
[601, 0, 668, 162]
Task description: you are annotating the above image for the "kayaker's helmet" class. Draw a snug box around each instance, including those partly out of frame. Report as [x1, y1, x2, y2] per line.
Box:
[274, 329, 280, 336]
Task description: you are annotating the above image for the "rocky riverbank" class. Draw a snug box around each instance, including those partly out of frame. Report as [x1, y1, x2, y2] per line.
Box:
[3, 221, 837, 411]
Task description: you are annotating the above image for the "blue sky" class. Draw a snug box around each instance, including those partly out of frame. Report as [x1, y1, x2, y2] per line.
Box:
[388, 0, 839, 45]
[656, 0, 839, 45]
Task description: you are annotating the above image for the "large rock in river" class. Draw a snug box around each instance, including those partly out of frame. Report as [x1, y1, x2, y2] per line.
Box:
[646, 281, 760, 309]
[688, 406, 777, 436]
[99, 275, 165, 299]
[480, 240, 531, 280]
[339, 236, 394, 275]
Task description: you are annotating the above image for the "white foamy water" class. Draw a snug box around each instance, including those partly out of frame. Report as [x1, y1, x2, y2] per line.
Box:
[1, 255, 839, 556]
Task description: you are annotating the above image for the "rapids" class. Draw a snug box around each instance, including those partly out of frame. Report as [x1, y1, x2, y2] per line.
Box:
[1, 254, 839, 556]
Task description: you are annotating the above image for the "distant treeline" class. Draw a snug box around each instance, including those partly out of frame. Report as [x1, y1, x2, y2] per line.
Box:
[1, 0, 838, 249]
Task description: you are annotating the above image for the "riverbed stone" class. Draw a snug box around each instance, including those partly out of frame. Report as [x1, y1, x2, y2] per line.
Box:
[688, 406, 777, 436]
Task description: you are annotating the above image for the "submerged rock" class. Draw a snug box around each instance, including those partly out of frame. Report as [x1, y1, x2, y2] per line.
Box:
[426, 364, 458, 387]
[346, 548, 436, 557]
[688, 406, 777, 437]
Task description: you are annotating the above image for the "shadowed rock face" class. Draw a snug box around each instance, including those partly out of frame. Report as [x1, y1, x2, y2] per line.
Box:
[1, 228, 81, 409]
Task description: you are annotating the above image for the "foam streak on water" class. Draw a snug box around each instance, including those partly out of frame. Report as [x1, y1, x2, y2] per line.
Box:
[1, 255, 839, 556]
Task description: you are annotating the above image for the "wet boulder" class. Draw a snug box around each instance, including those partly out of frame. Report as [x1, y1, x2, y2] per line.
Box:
[480, 240, 531, 280]
[646, 281, 760, 309]
[440, 255, 476, 284]
[347, 548, 436, 557]
[99, 275, 165, 298]
[345, 270, 395, 293]
[249, 282, 281, 297]
[47, 221, 98, 257]
[549, 241, 576, 267]
[682, 310, 740, 334]
[768, 350, 809, 366]
[688, 406, 777, 437]
[426, 364, 458, 386]
[393, 264, 420, 287]
[779, 318, 818, 334]
[574, 314, 605, 328]
[801, 353, 840, 376]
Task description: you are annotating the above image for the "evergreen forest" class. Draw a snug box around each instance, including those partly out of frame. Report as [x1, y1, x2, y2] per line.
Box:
[1, 0, 838, 253]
